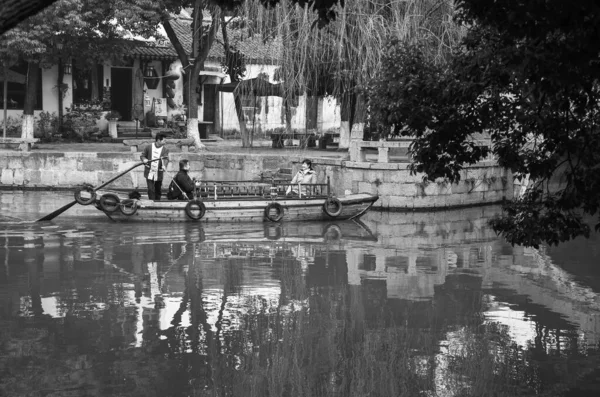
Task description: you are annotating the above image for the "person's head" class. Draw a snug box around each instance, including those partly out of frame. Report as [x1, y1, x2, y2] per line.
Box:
[301, 159, 313, 171]
[179, 159, 190, 171]
[155, 133, 166, 147]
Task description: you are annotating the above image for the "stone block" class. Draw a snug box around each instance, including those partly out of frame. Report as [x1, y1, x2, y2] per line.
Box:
[370, 163, 400, 170]
[394, 183, 419, 197]
[387, 195, 413, 208]
[410, 195, 446, 209]
[314, 158, 343, 166]
[13, 169, 25, 185]
[7, 157, 24, 170]
[79, 160, 106, 172]
[24, 170, 41, 185]
[358, 181, 376, 194]
[345, 161, 372, 169]
[0, 169, 13, 185]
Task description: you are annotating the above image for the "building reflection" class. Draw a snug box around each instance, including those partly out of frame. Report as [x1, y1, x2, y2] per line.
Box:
[0, 210, 599, 396]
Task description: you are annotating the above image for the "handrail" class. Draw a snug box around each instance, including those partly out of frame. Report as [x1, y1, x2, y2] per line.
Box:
[194, 182, 330, 200]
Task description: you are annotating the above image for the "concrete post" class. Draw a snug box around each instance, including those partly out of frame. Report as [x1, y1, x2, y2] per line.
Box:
[378, 146, 390, 163]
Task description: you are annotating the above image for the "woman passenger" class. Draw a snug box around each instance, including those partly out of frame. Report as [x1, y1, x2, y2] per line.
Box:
[286, 159, 316, 196]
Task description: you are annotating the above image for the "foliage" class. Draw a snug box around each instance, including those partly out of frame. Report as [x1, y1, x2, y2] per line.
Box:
[0, 115, 21, 137]
[105, 110, 121, 120]
[62, 104, 102, 139]
[243, 0, 463, 133]
[367, 0, 600, 246]
[36, 111, 59, 138]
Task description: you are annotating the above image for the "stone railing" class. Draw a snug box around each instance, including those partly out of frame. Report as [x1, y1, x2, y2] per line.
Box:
[349, 139, 413, 163]
[350, 136, 495, 164]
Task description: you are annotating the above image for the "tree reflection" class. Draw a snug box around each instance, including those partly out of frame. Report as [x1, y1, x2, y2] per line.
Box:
[0, 219, 599, 397]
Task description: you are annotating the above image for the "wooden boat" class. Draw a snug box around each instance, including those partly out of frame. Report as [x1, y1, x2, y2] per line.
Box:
[82, 179, 378, 223]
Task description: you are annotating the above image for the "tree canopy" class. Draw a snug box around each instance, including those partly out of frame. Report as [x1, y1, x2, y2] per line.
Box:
[367, 0, 600, 247]
[0, 0, 343, 35]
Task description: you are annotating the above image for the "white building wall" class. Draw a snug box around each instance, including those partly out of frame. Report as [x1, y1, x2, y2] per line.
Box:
[215, 63, 341, 137]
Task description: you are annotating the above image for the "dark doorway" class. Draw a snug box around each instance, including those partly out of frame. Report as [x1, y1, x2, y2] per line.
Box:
[111, 68, 132, 120]
[202, 84, 216, 138]
[203, 84, 216, 122]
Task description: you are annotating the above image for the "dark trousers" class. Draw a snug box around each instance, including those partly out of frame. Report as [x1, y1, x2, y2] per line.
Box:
[146, 179, 163, 200]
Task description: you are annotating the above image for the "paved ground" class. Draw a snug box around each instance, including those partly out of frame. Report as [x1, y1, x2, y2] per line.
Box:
[12, 137, 349, 160]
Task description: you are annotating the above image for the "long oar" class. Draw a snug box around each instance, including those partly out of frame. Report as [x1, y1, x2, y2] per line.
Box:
[36, 156, 167, 222]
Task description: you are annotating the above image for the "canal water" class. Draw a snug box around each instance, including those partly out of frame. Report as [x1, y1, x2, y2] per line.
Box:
[1, 191, 599, 397]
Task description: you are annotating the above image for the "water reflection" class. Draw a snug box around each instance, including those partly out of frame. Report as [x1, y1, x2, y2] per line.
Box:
[1, 192, 599, 397]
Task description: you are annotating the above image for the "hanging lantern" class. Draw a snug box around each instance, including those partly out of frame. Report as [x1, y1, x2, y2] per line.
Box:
[143, 64, 159, 90]
[144, 65, 156, 78]
[63, 62, 72, 75]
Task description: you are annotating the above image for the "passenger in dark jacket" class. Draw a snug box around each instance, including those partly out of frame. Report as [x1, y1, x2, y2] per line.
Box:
[167, 160, 199, 200]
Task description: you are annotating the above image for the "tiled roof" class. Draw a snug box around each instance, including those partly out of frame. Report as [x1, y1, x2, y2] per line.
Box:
[123, 17, 282, 65]
[169, 17, 282, 64]
[124, 40, 179, 61]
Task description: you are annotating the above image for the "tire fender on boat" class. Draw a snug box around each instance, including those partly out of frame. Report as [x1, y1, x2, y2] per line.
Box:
[98, 193, 120, 213]
[185, 200, 206, 221]
[323, 197, 343, 217]
[264, 202, 284, 222]
[119, 199, 138, 216]
[74, 185, 96, 206]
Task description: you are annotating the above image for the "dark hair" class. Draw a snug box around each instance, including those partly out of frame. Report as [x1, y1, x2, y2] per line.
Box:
[302, 159, 313, 170]
[179, 159, 189, 170]
[155, 133, 166, 142]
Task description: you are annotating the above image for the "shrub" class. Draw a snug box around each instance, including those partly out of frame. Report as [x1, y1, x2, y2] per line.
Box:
[63, 101, 102, 141]
[105, 110, 121, 120]
[0, 115, 21, 137]
[36, 111, 59, 139]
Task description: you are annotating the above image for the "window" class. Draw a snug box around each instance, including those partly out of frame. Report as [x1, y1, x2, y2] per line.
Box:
[0, 62, 43, 110]
[72, 63, 104, 105]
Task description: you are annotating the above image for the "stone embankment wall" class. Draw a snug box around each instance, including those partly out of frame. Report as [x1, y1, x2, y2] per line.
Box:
[0, 150, 512, 209]
[312, 159, 512, 210]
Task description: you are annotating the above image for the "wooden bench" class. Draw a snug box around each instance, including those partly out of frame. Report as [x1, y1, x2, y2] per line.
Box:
[123, 138, 195, 152]
[317, 132, 340, 149]
[270, 131, 316, 148]
[0, 137, 39, 151]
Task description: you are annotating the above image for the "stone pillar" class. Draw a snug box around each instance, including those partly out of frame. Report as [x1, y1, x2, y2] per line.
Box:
[378, 146, 390, 163]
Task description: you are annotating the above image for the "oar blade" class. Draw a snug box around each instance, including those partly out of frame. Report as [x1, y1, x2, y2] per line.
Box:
[35, 200, 77, 222]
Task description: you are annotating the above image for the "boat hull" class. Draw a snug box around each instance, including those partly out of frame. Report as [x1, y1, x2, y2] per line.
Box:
[94, 193, 378, 223]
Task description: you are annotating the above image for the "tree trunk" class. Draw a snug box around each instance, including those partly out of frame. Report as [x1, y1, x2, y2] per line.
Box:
[162, 0, 218, 151]
[306, 95, 318, 132]
[220, 12, 249, 147]
[233, 92, 249, 147]
[339, 91, 356, 149]
[3, 63, 7, 138]
[186, 66, 204, 150]
[350, 93, 366, 142]
[284, 98, 292, 133]
[57, 58, 64, 133]
[90, 64, 99, 100]
[22, 61, 40, 140]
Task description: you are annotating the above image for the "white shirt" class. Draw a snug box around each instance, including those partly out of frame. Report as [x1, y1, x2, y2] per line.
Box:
[147, 143, 163, 181]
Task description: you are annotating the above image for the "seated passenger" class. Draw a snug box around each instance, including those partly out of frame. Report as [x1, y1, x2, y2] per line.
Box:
[167, 160, 200, 200]
[286, 159, 316, 196]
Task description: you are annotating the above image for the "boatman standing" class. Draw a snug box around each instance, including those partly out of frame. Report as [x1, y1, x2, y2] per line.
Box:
[140, 133, 169, 200]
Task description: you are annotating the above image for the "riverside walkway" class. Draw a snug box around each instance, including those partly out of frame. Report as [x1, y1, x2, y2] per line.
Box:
[4, 138, 349, 160]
